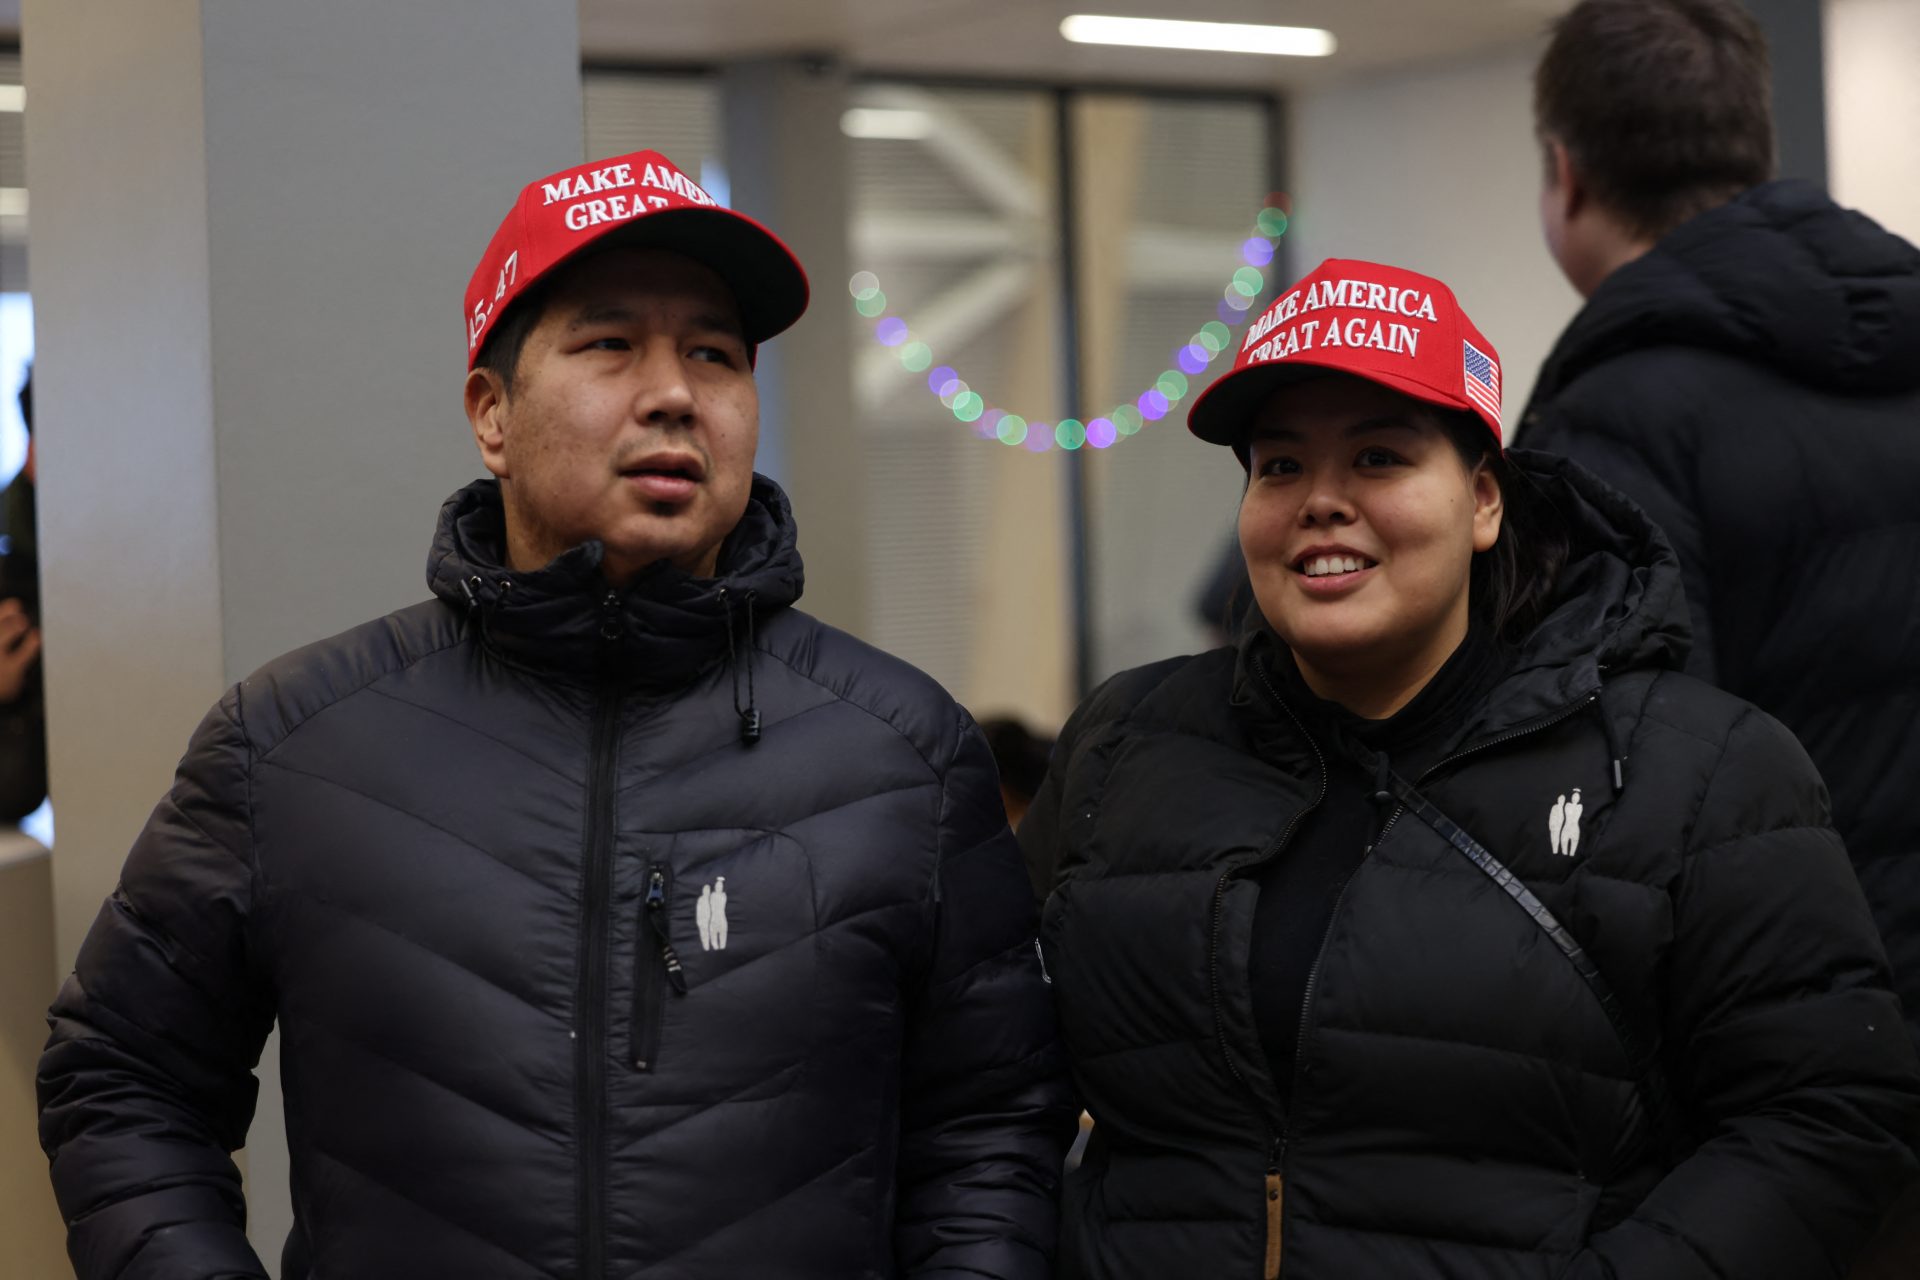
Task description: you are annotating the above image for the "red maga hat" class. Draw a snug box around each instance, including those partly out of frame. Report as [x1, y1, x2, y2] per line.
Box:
[463, 150, 810, 369]
[1187, 258, 1503, 449]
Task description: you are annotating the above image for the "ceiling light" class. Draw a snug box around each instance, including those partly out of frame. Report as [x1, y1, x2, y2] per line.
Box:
[1060, 15, 1336, 57]
[0, 86, 23, 113]
[841, 107, 934, 141]
[0, 190, 26, 218]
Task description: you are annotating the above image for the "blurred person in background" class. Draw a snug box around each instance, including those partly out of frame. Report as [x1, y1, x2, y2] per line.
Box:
[1193, 535, 1253, 648]
[1524, 9, 1920, 1265]
[1024, 257, 1920, 1279]
[38, 150, 1068, 1280]
[0, 368, 45, 822]
[1524, 0, 1920, 1053]
[978, 713, 1056, 894]
[980, 713, 1053, 832]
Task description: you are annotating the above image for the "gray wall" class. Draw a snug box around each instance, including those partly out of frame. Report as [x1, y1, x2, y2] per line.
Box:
[23, 0, 583, 1266]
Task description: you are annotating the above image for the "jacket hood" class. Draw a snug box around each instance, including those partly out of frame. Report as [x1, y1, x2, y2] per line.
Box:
[426, 474, 804, 687]
[1531, 180, 1920, 403]
[1236, 449, 1691, 742]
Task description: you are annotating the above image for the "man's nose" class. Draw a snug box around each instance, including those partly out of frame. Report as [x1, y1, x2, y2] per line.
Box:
[631, 345, 697, 425]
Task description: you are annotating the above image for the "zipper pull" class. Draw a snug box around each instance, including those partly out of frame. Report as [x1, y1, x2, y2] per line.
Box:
[598, 588, 623, 642]
[1263, 1165, 1285, 1280]
[659, 942, 688, 994]
[645, 870, 688, 994]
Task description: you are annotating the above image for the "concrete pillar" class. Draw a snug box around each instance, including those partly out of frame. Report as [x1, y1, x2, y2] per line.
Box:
[1747, 0, 1829, 185]
[22, 0, 581, 1268]
[720, 58, 868, 637]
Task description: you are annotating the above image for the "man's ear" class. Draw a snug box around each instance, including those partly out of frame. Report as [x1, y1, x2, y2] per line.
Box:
[465, 367, 511, 480]
[1544, 137, 1585, 222]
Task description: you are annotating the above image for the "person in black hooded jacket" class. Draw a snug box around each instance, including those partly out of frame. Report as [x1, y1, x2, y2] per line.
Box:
[1523, 0, 1920, 1063]
[1021, 256, 1920, 1280]
[37, 148, 1071, 1279]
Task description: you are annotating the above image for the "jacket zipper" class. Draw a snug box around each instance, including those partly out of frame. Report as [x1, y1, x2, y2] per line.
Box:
[1209, 659, 1327, 1279]
[1269, 683, 1606, 1274]
[632, 864, 688, 1071]
[1239, 658, 1605, 1276]
[575, 591, 624, 1280]
[1273, 863, 1359, 1274]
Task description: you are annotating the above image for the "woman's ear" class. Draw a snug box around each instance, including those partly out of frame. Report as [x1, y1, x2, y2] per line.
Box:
[1471, 458, 1504, 553]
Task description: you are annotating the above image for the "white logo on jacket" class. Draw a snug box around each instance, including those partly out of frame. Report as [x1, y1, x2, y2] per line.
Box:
[696, 877, 729, 951]
[1548, 789, 1585, 858]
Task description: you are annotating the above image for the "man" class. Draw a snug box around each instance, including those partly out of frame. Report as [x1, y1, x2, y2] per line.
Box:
[1523, 0, 1920, 1050]
[39, 149, 1071, 1279]
[0, 369, 44, 820]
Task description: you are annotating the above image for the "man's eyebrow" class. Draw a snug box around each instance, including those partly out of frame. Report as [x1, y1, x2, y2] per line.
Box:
[565, 305, 745, 341]
[690, 311, 746, 341]
[568, 304, 637, 331]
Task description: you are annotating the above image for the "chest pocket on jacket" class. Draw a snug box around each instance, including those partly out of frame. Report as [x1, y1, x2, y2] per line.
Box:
[633, 829, 817, 1091]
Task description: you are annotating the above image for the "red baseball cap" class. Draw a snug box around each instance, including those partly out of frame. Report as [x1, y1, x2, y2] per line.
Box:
[1187, 258, 1504, 450]
[464, 150, 810, 369]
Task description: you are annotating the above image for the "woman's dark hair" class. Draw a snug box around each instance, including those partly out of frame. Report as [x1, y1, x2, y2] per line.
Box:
[1437, 410, 1571, 643]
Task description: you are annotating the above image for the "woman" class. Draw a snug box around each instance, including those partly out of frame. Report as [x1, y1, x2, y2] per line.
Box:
[1022, 258, 1920, 1279]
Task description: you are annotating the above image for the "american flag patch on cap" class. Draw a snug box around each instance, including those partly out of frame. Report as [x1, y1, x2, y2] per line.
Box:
[1461, 339, 1501, 427]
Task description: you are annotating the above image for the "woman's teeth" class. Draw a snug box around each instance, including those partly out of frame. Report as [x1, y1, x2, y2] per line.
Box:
[1304, 556, 1368, 577]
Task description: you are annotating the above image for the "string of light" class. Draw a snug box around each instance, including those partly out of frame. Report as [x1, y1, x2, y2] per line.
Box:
[849, 204, 1292, 451]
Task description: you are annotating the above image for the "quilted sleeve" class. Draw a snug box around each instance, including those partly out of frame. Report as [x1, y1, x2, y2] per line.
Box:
[1566, 705, 1920, 1279]
[38, 686, 275, 1280]
[894, 710, 1075, 1279]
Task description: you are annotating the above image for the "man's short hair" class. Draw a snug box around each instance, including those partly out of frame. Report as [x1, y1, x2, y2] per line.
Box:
[1535, 0, 1775, 241]
[472, 280, 556, 396]
[469, 250, 756, 396]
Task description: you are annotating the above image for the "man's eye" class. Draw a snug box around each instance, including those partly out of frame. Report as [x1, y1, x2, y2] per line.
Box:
[585, 336, 630, 352]
[690, 345, 734, 365]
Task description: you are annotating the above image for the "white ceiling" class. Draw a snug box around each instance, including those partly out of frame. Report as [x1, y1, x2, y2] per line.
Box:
[0, 0, 1571, 89]
[578, 0, 1571, 89]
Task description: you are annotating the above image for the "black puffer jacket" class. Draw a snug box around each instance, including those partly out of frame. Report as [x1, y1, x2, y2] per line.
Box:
[1521, 180, 1920, 1047]
[1023, 452, 1920, 1279]
[40, 476, 1071, 1280]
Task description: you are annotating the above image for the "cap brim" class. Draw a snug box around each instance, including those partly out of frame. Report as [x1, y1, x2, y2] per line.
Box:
[563, 206, 812, 345]
[1186, 357, 1475, 448]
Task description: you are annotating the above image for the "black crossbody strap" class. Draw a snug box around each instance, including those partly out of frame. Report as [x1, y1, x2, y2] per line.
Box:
[1387, 772, 1679, 1148]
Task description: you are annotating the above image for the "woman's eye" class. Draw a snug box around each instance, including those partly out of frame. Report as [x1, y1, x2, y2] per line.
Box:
[1356, 446, 1402, 468]
[1258, 456, 1300, 477]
